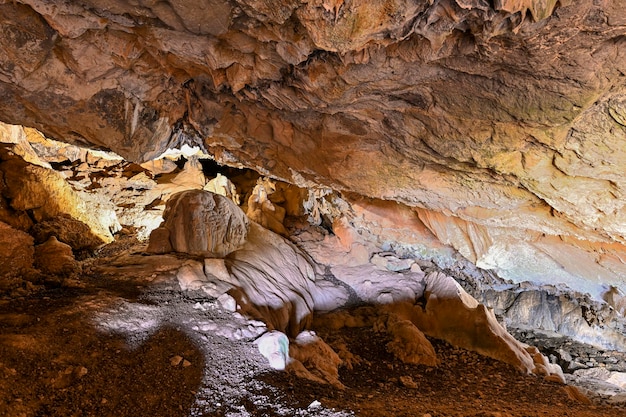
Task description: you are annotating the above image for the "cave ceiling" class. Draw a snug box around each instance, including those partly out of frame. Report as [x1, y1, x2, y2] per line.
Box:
[1, 0, 625, 245]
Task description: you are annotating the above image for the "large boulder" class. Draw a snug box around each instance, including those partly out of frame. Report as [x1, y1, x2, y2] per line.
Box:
[148, 190, 249, 257]
[31, 215, 104, 252]
[0, 221, 34, 289]
[34, 236, 77, 276]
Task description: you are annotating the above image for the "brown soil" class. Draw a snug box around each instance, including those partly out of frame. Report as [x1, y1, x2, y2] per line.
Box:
[0, 240, 624, 417]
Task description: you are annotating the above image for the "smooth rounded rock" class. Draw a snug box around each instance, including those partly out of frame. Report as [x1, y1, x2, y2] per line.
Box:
[150, 190, 249, 257]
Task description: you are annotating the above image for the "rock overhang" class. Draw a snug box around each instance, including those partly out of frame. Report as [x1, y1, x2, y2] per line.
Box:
[1, 0, 626, 296]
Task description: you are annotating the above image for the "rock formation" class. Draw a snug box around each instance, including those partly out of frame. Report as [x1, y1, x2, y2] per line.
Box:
[34, 236, 77, 276]
[148, 189, 249, 256]
[1, 0, 626, 407]
[0, 145, 119, 245]
[0, 221, 35, 289]
[0, 0, 625, 297]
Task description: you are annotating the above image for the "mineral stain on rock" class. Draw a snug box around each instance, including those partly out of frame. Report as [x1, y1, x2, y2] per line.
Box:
[0, 0, 625, 415]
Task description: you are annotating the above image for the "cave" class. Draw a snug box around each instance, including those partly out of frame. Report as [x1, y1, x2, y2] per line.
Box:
[1, 1, 626, 416]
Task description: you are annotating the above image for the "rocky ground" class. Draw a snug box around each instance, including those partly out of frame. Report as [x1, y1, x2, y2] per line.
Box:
[1, 236, 625, 417]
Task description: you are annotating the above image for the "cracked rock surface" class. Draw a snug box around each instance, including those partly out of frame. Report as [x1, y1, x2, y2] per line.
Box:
[1, 1, 626, 295]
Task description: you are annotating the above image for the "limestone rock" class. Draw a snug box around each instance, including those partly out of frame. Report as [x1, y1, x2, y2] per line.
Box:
[1, 1, 626, 381]
[140, 158, 178, 176]
[0, 2, 625, 301]
[0, 221, 34, 284]
[34, 236, 77, 276]
[330, 263, 425, 305]
[31, 215, 104, 252]
[255, 331, 290, 371]
[409, 271, 537, 374]
[479, 284, 626, 352]
[246, 178, 287, 236]
[0, 146, 118, 245]
[226, 222, 345, 336]
[150, 190, 249, 257]
[288, 330, 344, 388]
[145, 227, 172, 254]
[204, 173, 240, 205]
[384, 318, 438, 367]
[176, 261, 210, 292]
[0, 122, 49, 167]
[175, 259, 234, 297]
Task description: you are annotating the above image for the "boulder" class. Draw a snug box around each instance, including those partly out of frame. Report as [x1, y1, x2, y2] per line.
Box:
[255, 331, 290, 371]
[31, 214, 104, 251]
[145, 226, 172, 254]
[149, 190, 249, 257]
[288, 330, 344, 388]
[384, 317, 438, 367]
[34, 236, 77, 276]
[0, 221, 34, 284]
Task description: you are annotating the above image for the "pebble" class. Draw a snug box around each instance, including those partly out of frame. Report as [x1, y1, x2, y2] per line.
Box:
[399, 376, 418, 389]
[170, 355, 183, 366]
[75, 366, 88, 378]
[308, 400, 321, 409]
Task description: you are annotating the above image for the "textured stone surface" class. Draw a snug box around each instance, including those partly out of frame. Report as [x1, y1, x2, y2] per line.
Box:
[410, 271, 539, 374]
[226, 222, 323, 336]
[31, 215, 104, 252]
[1, 2, 626, 295]
[34, 236, 77, 276]
[0, 144, 119, 245]
[151, 190, 249, 257]
[0, 221, 34, 281]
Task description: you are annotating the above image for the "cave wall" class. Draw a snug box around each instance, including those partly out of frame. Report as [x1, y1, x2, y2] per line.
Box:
[1, 1, 626, 296]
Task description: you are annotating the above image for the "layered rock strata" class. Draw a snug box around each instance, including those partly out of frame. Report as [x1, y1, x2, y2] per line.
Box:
[148, 189, 563, 381]
[0, 1, 625, 305]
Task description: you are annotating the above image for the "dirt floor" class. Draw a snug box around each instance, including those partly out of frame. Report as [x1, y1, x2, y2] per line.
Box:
[1, 240, 625, 417]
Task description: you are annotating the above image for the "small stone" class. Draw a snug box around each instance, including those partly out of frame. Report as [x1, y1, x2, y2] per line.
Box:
[308, 400, 321, 409]
[170, 355, 183, 366]
[74, 366, 88, 378]
[217, 293, 237, 312]
[544, 373, 565, 384]
[399, 375, 418, 389]
[182, 360, 191, 367]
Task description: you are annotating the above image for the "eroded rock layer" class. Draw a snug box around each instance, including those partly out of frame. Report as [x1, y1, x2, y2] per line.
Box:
[1, 3, 626, 303]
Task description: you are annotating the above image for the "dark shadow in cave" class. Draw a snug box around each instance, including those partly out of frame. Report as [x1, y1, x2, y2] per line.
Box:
[0, 291, 205, 417]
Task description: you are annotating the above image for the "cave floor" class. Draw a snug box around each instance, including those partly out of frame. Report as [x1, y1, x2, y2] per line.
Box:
[0, 239, 624, 417]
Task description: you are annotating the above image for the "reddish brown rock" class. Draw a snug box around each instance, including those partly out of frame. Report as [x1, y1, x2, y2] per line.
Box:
[150, 190, 249, 257]
[0, 1, 625, 296]
[0, 221, 34, 288]
[34, 236, 77, 276]
[31, 215, 104, 252]
[146, 227, 173, 254]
